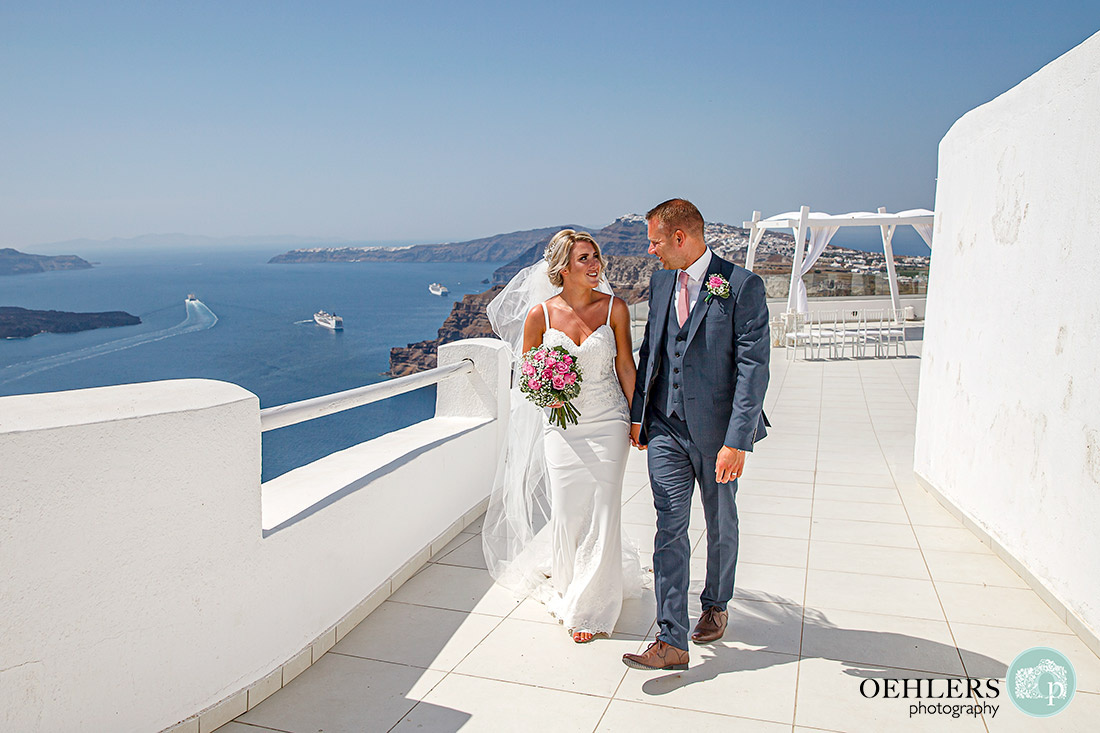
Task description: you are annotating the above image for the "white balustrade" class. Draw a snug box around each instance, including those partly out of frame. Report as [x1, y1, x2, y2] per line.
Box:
[259, 358, 474, 431]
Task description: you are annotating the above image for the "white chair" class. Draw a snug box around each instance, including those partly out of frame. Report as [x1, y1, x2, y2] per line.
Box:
[833, 310, 860, 358]
[857, 309, 886, 358]
[808, 310, 839, 359]
[880, 308, 908, 357]
[784, 312, 811, 360]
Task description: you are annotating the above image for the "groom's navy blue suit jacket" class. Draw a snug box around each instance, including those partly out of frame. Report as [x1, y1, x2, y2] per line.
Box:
[630, 253, 771, 456]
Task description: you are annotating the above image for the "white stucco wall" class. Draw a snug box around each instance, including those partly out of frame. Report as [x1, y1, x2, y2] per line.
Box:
[0, 338, 511, 732]
[915, 31, 1100, 639]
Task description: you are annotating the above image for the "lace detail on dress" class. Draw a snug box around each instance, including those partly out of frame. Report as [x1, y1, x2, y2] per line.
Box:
[542, 325, 629, 422]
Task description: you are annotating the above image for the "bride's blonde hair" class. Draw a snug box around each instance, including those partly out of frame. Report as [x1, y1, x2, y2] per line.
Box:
[544, 229, 602, 288]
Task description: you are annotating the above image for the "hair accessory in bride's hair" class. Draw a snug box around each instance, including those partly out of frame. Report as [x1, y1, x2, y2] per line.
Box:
[543, 230, 571, 261]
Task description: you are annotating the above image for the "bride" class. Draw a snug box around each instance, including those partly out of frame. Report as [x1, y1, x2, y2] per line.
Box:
[483, 229, 643, 643]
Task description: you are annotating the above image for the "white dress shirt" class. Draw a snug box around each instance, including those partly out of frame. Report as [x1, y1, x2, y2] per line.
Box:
[677, 247, 713, 315]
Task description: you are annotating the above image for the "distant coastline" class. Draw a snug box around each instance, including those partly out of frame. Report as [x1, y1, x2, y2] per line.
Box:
[0, 306, 141, 339]
[268, 225, 580, 265]
[266, 214, 932, 279]
[0, 248, 92, 276]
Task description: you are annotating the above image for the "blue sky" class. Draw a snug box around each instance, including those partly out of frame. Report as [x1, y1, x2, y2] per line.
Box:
[2, 1, 1098, 248]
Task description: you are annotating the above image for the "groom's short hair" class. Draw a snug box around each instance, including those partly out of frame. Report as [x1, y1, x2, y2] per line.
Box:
[646, 198, 704, 238]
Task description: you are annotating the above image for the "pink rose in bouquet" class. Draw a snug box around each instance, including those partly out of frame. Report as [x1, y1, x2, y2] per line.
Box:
[518, 344, 584, 429]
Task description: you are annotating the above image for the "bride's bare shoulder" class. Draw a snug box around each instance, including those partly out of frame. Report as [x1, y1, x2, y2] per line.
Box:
[522, 302, 550, 351]
[527, 297, 558, 320]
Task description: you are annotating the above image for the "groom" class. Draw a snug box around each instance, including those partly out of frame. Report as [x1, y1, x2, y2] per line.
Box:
[623, 199, 770, 671]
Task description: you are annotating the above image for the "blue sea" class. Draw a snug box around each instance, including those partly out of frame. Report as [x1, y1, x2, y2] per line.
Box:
[0, 246, 502, 481]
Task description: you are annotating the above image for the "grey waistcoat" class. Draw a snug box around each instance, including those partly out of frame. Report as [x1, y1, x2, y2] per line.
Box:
[652, 291, 691, 419]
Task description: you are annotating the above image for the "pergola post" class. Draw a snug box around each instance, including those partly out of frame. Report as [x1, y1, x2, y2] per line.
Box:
[745, 210, 762, 271]
[878, 206, 902, 320]
[786, 205, 810, 313]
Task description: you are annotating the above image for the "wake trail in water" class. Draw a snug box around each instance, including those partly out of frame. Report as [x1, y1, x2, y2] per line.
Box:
[0, 299, 218, 384]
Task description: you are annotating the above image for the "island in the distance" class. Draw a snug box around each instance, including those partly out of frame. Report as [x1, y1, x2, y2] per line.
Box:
[0, 307, 141, 339]
[0, 248, 93, 276]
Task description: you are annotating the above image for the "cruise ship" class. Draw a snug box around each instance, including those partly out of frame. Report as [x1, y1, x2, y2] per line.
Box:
[313, 310, 343, 330]
[428, 282, 449, 296]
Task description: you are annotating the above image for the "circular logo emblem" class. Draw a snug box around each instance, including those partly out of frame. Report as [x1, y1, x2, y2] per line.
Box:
[1006, 647, 1076, 717]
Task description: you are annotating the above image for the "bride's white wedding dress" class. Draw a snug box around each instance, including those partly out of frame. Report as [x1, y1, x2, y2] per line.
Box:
[538, 299, 635, 634]
[482, 261, 646, 638]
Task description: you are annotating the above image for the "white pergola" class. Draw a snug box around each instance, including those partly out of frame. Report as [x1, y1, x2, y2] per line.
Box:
[742, 206, 934, 317]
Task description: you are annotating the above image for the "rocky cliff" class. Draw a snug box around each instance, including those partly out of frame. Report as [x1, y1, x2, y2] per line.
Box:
[0, 306, 140, 339]
[602, 255, 661, 303]
[0, 248, 93, 276]
[490, 216, 651, 284]
[388, 287, 504, 376]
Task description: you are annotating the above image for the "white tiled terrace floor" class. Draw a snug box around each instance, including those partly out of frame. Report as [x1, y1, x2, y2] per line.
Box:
[225, 340, 1100, 732]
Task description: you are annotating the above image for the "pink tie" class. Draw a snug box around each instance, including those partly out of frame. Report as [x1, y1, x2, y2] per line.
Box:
[677, 270, 690, 327]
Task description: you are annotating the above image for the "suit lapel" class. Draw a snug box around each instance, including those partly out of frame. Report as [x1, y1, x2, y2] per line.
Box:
[684, 257, 725, 347]
[649, 269, 675, 354]
[646, 270, 676, 388]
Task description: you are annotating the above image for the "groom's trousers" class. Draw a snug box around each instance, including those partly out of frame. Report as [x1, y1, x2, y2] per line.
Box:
[647, 406, 740, 652]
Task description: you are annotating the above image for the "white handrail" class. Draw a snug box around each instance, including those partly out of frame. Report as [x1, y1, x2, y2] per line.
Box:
[259, 358, 475, 432]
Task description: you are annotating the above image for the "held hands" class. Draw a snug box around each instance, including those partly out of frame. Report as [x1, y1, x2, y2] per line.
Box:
[629, 423, 646, 450]
[715, 446, 746, 483]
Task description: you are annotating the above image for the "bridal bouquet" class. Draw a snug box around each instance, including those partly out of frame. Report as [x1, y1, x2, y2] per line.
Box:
[519, 344, 583, 429]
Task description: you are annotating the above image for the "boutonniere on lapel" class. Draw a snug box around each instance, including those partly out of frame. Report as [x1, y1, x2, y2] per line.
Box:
[704, 273, 731, 302]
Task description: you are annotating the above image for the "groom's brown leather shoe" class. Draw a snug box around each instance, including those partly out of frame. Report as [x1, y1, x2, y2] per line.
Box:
[691, 607, 729, 644]
[622, 640, 689, 671]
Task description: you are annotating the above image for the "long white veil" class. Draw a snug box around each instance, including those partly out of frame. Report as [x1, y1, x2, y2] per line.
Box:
[481, 260, 557, 593]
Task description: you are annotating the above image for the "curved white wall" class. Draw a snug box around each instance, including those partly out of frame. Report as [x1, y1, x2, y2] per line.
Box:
[0, 338, 511, 732]
[915, 31, 1100, 644]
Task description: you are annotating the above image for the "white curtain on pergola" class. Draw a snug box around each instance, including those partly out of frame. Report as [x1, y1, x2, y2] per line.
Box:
[743, 206, 934, 317]
[793, 222, 839, 313]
